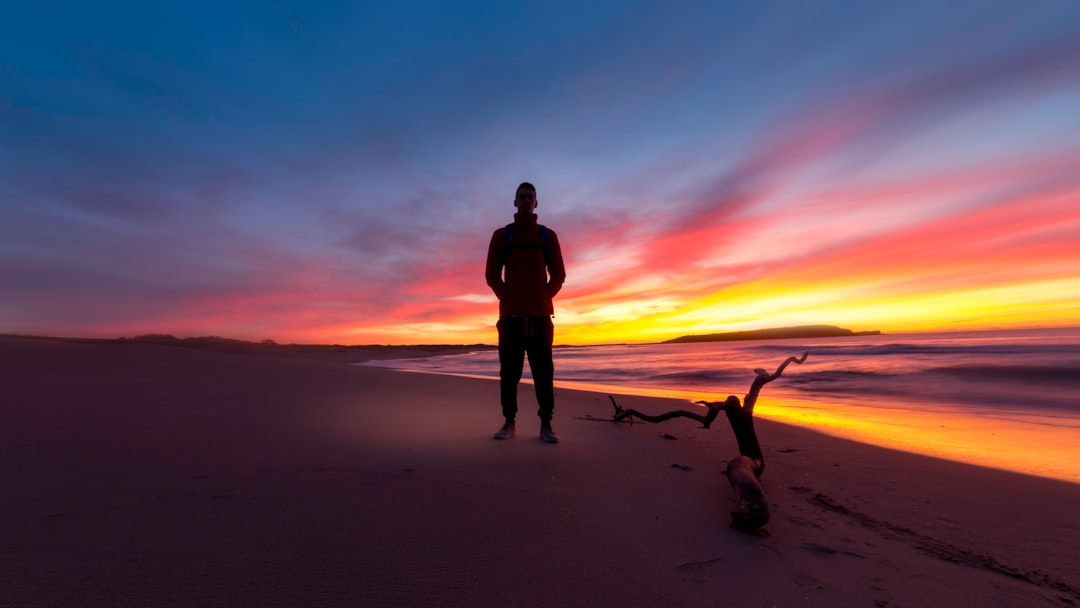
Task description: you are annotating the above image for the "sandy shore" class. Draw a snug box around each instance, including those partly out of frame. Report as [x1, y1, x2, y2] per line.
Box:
[3, 336, 1079, 607]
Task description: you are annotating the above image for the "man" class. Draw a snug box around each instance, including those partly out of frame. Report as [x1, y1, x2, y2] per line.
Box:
[485, 182, 566, 443]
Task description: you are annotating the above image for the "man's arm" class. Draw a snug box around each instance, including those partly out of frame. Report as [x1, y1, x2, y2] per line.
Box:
[485, 229, 506, 299]
[546, 230, 566, 298]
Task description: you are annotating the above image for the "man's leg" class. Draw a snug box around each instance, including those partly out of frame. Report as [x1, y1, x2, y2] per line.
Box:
[497, 317, 526, 425]
[525, 317, 557, 442]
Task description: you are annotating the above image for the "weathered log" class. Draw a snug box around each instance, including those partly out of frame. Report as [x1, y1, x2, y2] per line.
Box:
[609, 351, 809, 531]
[726, 455, 769, 530]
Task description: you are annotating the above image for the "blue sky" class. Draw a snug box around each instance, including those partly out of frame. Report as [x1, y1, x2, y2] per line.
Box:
[3, 1, 1079, 344]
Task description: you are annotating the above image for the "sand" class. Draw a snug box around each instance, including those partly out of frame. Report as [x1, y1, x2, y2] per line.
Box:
[2, 335, 1079, 607]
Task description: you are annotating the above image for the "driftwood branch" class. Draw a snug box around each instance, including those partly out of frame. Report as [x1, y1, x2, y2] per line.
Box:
[609, 395, 727, 428]
[744, 351, 809, 415]
[609, 351, 809, 531]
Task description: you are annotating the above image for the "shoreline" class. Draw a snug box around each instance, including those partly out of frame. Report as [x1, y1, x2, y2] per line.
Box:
[3, 335, 1078, 606]
[363, 332, 1080, 486]
[363, 364, 1080, 486]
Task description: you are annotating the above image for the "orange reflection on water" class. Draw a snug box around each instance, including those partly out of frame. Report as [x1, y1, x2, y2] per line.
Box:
[756, 394, 1080, 484]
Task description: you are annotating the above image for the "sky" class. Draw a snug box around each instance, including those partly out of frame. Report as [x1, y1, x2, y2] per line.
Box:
[2, 1, 1079, 345]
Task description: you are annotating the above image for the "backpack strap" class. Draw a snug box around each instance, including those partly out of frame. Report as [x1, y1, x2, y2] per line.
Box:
[501, 223, 551, 266]
[501, 223, 514, 266]
[538, 225, 550, 265]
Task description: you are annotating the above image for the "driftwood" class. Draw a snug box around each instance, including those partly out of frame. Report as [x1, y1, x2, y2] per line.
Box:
[609, 352, 808, 531]
[610, 395, 732, 428]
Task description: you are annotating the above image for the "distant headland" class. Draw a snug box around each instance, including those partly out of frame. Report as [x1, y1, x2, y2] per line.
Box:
[662, 324, 881, 344]
[3, 325, 882, 350]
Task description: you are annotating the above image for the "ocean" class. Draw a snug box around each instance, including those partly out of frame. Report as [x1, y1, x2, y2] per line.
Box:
[363, 327, 1080, 483]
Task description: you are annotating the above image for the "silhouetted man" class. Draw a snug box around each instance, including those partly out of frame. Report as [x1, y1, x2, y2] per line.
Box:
[485, 182, 566, 443]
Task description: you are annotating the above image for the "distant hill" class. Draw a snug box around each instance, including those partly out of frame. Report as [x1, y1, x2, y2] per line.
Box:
[662, 325, 881, 344]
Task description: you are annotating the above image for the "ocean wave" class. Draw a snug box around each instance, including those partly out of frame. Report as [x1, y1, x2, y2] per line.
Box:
[748, 341, 1080, 358]
[558, 367, 647, 380]
[787, 370, 894, 383]
[783, 371, 905, 395]
[927, 365, 1080, 383]
[782, 367, 1079, 413]
[644, 369, 745, 384]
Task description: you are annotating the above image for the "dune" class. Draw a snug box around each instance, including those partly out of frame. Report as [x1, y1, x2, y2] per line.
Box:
[2, 335, 1077, 607]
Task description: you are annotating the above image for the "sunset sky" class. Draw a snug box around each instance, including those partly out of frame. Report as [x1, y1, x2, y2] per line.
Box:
[3, 1, 1079, 345]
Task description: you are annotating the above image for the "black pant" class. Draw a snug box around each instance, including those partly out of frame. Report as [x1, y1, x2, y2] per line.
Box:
[498, 316, 555, 423]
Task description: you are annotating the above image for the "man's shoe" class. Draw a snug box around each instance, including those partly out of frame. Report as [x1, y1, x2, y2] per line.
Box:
[540, 425, 559, 444]
[493, 423, 516, 440]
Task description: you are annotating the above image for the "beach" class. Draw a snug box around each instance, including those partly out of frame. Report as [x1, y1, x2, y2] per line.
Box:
[3, 335, 1079, 607]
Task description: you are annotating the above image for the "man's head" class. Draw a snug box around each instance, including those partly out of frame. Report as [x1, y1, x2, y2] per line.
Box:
[514, 182, 537, 215]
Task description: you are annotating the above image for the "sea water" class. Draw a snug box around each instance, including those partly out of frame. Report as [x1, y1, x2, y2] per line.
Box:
[364, 328, 1080, 483]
